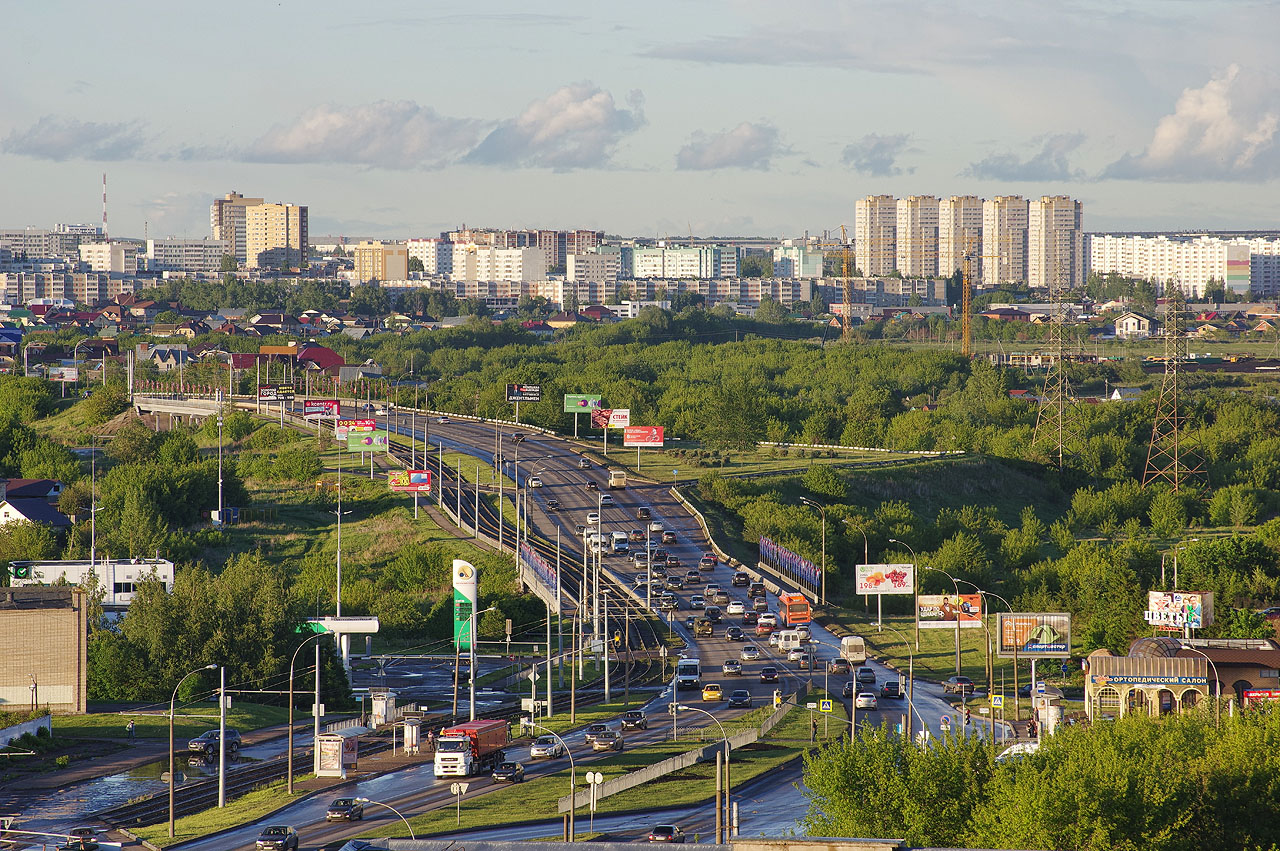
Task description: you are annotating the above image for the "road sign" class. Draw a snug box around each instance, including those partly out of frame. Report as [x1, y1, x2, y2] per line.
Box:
[991, 695, 1004, 708]
[1036, 681, 1047, 694]
[819, 699, 834, 713]
[450, 782, 470, 795]
[940, 715, 952, 729]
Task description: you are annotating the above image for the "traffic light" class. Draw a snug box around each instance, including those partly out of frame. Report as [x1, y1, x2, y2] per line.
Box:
[964, 707, 971, 726]
[773, 689, 783, 708]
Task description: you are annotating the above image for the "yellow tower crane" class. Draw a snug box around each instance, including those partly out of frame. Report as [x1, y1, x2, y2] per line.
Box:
[818, 226, 855, 342]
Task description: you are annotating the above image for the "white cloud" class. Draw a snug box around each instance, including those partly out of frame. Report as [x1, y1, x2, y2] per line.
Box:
[841, 134, 914, 176]
[963, 133, 1086, 181]
[1104, 65, 1280, 181]
[677, 121, 785, 171]
[465, 83, 644, 170]
[243, 100, 483, 169]
[2, 115, 149, 161]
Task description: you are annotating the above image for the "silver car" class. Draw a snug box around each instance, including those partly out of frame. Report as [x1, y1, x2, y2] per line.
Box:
[529, 735, 564, 759]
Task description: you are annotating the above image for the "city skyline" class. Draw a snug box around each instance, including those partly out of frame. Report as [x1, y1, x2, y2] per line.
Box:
[2, 1, 1279, 239]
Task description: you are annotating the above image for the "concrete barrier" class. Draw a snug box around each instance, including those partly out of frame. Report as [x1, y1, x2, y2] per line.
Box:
[0, 714, 51, 746]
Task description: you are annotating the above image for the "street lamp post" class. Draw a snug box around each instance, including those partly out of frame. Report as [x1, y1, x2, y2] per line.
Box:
[470, 605, 497, 720]
[527, 722, 577, 840]
[169, 664, 217, 838]
[892, 539, 962, 673]
[842, 519, 873, 628]
[889, 539, 921, 650]
[875, 625, 921, 742]
[798, 497, 827, 605]
[677, 704, 731, 841]
[287, 632, 329, 794]
[355, 797, 416, 839]
[1179, 645, 1221, 730]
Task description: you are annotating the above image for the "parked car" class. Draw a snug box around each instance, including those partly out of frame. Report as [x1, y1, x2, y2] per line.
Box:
[622, 710, 649, 730]
[662, 530, 677, 544]
[491, 761, 526, 782]
[855, 666, 877, 684]
[188, 728, 242, 754]
[600, 494, 615, 506]
[728, 689, 752, 708]
[584, 723, 610, 746]
[326, 798, 365, 821]
[759, 666, 780, 683]
[828, 659, 851, 675]
[944, 676, 976, 695]
[881, 681, 904, 699]
[725, 626, 745, 641]
[722, 659, 742, 676]
[732, 571, 750, 587]
[647, 825, 686, 843]
[855, 692, 879, 711]
[702, 683, 723, 701]
[256, 826, 299, 851]
[740, 644, 761, 661]
[527, 475, 543, 488]
[530, 735, 565, 758]
[592, 730, 625, 752]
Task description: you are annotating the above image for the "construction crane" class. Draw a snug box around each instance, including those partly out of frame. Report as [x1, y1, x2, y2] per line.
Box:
[817, 227, 855, 342]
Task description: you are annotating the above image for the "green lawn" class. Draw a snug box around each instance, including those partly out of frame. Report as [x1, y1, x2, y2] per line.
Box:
[133, 774, 313, 848]
[56, 701, 292, 740]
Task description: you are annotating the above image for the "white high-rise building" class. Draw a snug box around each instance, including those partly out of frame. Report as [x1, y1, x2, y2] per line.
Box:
[79, 241, 138, 275]
[450, 244, 546, 283]
[772, 245, 824, 278]
[406, 238, 453, 275]
[210, 192, 264, 265]
[855, 195, 897, 276]
[1087, 235, 1254, 298]
[895, 195, 939, 277]
[632, 246, 738, 279]
[1027, 196, 1084, 290]
[567, 253, 621, 283]
[938, 195, 983, 279]
[982, 195, 1029, 287]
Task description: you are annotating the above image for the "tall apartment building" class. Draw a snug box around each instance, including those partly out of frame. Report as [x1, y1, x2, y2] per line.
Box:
[982, 195, 1029, 287]
[210, 192, 264, 265]
[406, 238, 453, 275]
[565, 229, 603, 258]
[450, 244, 547, 283]
[854, 195, 898, 276]
[244, 203, 307, 270]
[772, 245, 824, 278]
[353, 241, 409, 283]
[1087, 235, 1254, 298]
[1027, 195, 1084, 290]
[938, 195, 983, 279]
[0, 228, 87, 260]
[79, 241, 138, 275]
[145, 237, 229, 273]
[567, 252, 621, 283]
[632, 245, 738, 279]
[895, 195, 940, 277]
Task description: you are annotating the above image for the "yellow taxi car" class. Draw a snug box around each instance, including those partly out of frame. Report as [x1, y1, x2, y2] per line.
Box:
[702, 683, 723, 701]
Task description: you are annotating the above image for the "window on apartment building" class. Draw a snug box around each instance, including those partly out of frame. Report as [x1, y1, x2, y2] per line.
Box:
[113, 582, 137, 595]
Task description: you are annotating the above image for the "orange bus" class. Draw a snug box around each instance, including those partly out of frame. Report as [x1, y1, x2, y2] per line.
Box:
[777, 592, 811, 627]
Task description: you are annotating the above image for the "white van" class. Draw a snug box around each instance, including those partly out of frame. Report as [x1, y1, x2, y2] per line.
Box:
[612, 531, 630, 553]
[778, 629, 804, 652]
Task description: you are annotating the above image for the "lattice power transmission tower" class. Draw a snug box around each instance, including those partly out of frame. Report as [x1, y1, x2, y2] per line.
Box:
[1143, 289, 1204, 491]
[1032, 265, 1080, 469]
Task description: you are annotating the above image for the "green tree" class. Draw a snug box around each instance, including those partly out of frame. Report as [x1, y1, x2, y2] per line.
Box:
[755, 296, 789, 323]
[20, 439, 81, 482]
[0, 520, 58, 577]
[82, 385, 129, 425]
[219, 254, 238, 273]
[407, 257, 424, 273]
[1148, 490, 1188, 538]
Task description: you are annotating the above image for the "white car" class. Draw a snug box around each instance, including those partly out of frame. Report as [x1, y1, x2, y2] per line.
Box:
[768, 633, 780, 647]
[374, 406, 389, 416]
[435, 416, 450, 424]
[786, 648, 806, 662]
[529, 735, 564, 758]
[855, 692, 879, 711]
[726, 601, 745, 616]
[740, 644, 761, 661]
[757, 612, 778, 628]
[600, 494, 615, 506]
[528, 475, 543, 488]
[648, 521, 664, 533]
[587, 511, 600, 526]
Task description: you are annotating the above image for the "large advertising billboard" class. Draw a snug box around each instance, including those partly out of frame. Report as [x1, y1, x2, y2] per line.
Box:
[453, 559, 478, 652]
[335, 418, 375, 440]
[855, 564, 915, 595]
[303, 399, 339, 419]
[347, 431, 388, 452]
[564, 393, 604, 413]
[996, 612, 1072, 658]
[389, 470, 433, 493]
[506, 383, 542, 403]
[623, 426, 664, 447]
[917, 594, 983, 628]
[257, 384, 295, 401]
[1144, 591, 1214, 630]
[47, 366, 78, 382]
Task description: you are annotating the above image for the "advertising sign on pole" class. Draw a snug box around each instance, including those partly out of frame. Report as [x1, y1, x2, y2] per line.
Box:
[347, 431, 388, 452]
[303, 399, 339, 419]
[996, 613, 1072, 658]
[916, 594, 984, 629]
[47, 366, 79, 382]
[855, 564, 915, 595]
[564, 393, 604, 413]
[505, 383, 542, 403]
[622, 426, 664, 447]
[335, 418, 375, 440]
[257, 384, 295, 402]
[1143, 591, 1214, 630]
[453, 560, 478, 652]
[608, 409, 631, 428]
[589, 408, 612, 429]
[389, 470, 434, 493]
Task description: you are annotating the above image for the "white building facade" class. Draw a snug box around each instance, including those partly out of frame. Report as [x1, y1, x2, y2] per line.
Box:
[855, 195, 898, 276]
[1027, 195, 1084, 290]
[896, 195, 940, 278]
[772, 245, 824, 278]
[1087, 235, 1255, 298]
[982, 195, 1029, 287]
[145, 237, 230, 273]
[938, 195, 983, 279]
[79, 241, 138, 275]
[406, 238, 454, 275]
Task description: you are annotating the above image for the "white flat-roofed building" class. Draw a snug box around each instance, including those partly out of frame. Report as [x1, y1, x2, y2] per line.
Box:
[855, 195, 898, 276]
[567, 252, 620, 283]
[982, 195, 1029, 287]
[352, 240, 409, 284]
[9, 558, 175, 609]
[632, 245, 738, 279]
[938, 195, 983, 279]
[772, 245, 824, 278]
[1027, 195, 1084, 290]
[79, 241, 138, 275]
[896, 195, 940, 277]
[450, 244, 546, 283]
[1087, 234, 1254, 298]
[146, 237, 230, 273]
[406, 238, 453, 275]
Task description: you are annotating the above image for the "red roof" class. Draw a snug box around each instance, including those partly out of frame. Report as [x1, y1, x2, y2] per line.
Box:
[298, 345, 344, 370]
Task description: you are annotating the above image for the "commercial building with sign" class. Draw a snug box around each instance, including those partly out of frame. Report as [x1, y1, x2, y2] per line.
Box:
[1085, 637, 1280, 721]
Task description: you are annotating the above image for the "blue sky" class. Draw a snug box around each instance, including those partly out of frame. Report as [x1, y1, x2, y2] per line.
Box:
[2, 0, 1279, 240]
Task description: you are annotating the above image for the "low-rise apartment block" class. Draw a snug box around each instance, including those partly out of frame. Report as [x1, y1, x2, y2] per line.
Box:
[145, 237, 229, 273]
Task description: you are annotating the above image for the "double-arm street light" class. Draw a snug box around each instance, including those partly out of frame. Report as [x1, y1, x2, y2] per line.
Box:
[355, 797, 416, 838]
[526, 721, 577, 840]
[169, 664, 218, 837]
[890, 538, 963, 674]
[798, 497, 827, 605]
[841, 519, 875, 630]
[677, 704, 731, 842]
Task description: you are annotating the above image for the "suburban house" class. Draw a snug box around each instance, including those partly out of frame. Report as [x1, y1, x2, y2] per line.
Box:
[1114, 312, 1153, 340]
[0, 478, 70, 530]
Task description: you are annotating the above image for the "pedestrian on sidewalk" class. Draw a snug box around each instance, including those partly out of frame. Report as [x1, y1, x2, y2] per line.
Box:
[1028, 718, 1038, 739]
[126, 719, 135, 740]
[811, 718, 817, 742]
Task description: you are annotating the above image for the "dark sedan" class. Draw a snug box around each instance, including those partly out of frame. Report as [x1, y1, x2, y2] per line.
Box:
[325, 797, 365, 821]
[648, 825, 686, 843]
[759, 665, 780, 683]
[492, 761, 526, 782]
[728, 689, 752, 707]
[256, 826, 299, 851]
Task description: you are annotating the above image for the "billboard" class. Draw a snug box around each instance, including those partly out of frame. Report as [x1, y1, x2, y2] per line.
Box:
[257, 384, 295, 401]
[623, 426, 664, 447]
[917, 594, 984, 628]
[564, 393, 604, 413]
[608, 409, 631, 428]
[347, 431, 388, 452]
[1144, 591, 1214, 630]
[855, 564, 915, 595]
[453, 559, 478, 652]
[996, 612, 1072, 658]
[47, 366, 78, 382]
[389, 470, 433, 493]
[304, 399, 339, 419]
[335, 418, 375, 440]
[506, 383, 542, 403]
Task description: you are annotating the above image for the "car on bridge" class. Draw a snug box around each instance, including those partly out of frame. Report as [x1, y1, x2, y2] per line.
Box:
[689, 594, 706, 610]
[740, 644, 760, 661]
[665, 576, 684, 590]
[732, 571, 750, 587]
[725, 626, 745, 641]
[600, 493, 615, 506]
[662, 530, 677, 544]
[659, 594, 678, 610]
